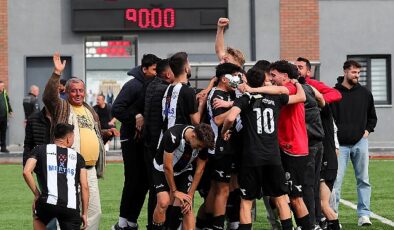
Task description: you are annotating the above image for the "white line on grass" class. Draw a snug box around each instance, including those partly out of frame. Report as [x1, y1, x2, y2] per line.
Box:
[340, 199, 394, 227]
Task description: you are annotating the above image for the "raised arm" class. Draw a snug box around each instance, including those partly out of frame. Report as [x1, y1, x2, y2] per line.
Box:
[43, 53, 66, 117]
[215, 18, 229, 61]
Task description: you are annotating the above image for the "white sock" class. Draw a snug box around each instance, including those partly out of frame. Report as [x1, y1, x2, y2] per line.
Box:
[127, 221, 138, 227]
[229, 221, 240, 230]
[118, 217, 128, 228]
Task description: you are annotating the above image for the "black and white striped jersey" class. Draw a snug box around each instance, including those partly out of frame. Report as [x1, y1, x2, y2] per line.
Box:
[29, 144, 85, 210]
[153, 125, 209, 176]
[161, 83, 198, 133]
[207, 87, 236, 156]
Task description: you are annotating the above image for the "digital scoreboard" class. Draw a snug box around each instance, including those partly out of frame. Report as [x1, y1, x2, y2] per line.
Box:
[71, 0, 228, 32]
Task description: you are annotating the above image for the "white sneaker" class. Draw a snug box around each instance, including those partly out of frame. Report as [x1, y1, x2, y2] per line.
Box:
[358, 216, 372, 226]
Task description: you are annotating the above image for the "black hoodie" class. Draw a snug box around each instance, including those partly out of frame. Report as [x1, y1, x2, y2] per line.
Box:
[330, 76, 377, 145]
[112, 66, 150, 140]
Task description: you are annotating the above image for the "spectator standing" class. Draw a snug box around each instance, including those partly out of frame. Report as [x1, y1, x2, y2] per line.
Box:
[94, 94, 116, 130]
[23, 85, 41, 120]
[331, 60, 377, 226]
[43, 53, 116, 229]
[111, 54, 161, 230]
[0, 80, 12, 153]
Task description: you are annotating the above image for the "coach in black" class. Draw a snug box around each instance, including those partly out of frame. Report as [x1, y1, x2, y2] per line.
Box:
[112, 54, 161, 230]
[152, 123, 215, 230]
[222, 69, 306, 230]
[23, 123, 88, 230]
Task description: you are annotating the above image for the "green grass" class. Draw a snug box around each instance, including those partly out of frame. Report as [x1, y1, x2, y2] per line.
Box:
[1, 160, 393, 229]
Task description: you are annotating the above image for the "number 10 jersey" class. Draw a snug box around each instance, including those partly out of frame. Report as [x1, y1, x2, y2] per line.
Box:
[234, 93, 289, 167]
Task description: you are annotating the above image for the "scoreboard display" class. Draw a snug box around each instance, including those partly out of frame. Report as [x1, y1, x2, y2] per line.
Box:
[71, 0, 228, 32]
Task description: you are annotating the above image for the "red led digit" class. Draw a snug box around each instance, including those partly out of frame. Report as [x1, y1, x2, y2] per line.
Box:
[125, 9, 137, 22]
[151, 8, 162, 29]
[163, 8, 175, 28]
[138, 8, 150, 28]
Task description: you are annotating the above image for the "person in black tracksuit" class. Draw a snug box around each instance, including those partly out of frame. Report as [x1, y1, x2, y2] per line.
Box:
[111, 54, 161, 230]
[318, 105, 341, 230]
[142, 59, 175, 229]
[298, 77, 326, 230]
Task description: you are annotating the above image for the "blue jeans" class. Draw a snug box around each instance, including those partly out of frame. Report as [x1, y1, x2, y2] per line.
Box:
[333, 137, 371, 217]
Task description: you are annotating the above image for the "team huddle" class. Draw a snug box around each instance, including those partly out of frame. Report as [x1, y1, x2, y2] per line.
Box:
[22, 17, 377, 230]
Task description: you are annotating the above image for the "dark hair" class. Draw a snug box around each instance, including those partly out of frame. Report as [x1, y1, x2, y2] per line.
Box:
[141, 54, 161, 69]
[296, 57, 311, 70]
[59, 79, 67, 86]
[246, 68, 265, 88]
[269, 60, 299, 79]
[156, 59, 170, 77]
[215, 63, 243, 78]
[251, 60, 271, 73]
[97, 94, 105, 100]
[343, 60, 361, 70]
[169, 52, 188, 77]
[194, 123, 215, 150]
[54, 123, 74, 139]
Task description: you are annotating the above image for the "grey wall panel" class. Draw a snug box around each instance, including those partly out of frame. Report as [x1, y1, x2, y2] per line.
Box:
[320, 0, 394, 147]
[255, 0, 280, 62]
[8, 0, 85, 145]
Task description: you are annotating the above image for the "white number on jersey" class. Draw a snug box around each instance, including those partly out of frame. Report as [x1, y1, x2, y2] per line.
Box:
[253, 108, 274, 134]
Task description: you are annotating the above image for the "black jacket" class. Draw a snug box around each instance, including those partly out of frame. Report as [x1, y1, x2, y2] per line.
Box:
[23, 93, 40, 119]
[302, 83, 325, 144]
[330, 77, 377, 145]
[320, 105, 338, 171]
[23, 108, 51, 166]
[143, 77, 170, 153]
[112, 66, 147, 140]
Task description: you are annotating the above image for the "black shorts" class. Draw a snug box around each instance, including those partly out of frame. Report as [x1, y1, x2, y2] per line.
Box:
[238, 165, 288, 200]
[34, 199, 81, 230]
[211, 154, 234, 183]
[152, 168, 193, 194]
[320, 169, 337, 191]
[280, 151, 308, 198]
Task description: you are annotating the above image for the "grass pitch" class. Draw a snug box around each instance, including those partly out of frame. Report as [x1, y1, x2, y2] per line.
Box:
[1, 160, 393, 229]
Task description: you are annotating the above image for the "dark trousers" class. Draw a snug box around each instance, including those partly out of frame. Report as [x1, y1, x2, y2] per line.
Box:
[0, 118, 7, 149]
[303, 142, 323, 226]
[119, 138, 149, 223]
[144, 145, 157, 230]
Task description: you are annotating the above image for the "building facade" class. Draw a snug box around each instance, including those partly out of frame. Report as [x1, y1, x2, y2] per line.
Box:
[1, 0, 392, 148]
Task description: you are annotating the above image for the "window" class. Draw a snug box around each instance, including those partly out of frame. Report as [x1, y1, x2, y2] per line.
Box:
[347, 55, 391, 105]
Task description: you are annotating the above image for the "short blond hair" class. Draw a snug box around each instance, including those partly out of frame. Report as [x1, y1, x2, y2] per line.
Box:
[226, 47, 245, 66]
